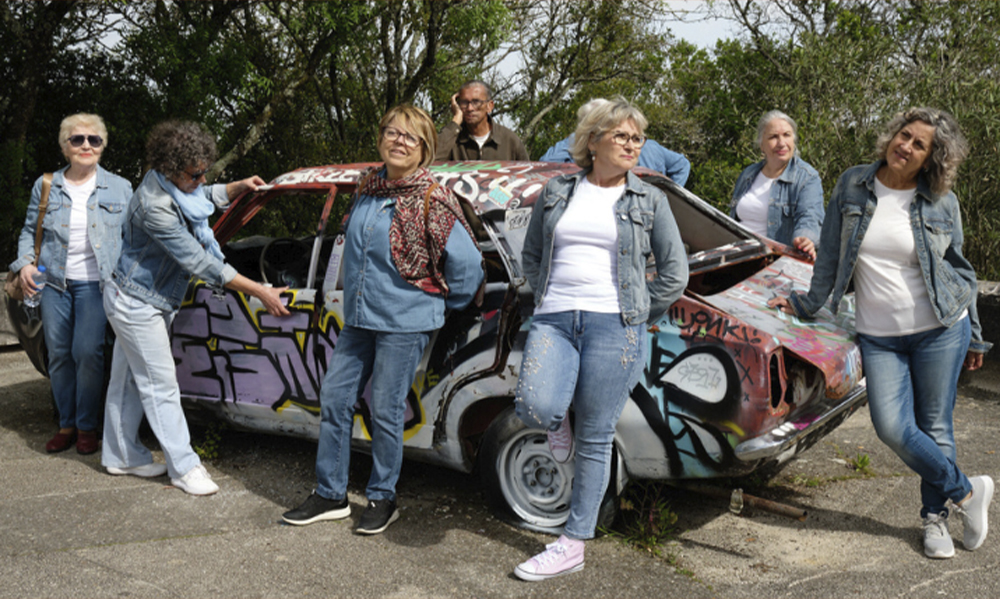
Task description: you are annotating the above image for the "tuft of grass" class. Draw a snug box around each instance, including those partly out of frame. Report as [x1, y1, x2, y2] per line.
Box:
[193, 423, 224, 461]
[849, 452, 874, 476]
[602, 482, 679, 558]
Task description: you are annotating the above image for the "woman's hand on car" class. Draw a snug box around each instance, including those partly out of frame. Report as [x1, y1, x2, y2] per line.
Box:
[767, 295, 795, 315]
[256, 283, 290, 317]
[226, 175, 267, 200]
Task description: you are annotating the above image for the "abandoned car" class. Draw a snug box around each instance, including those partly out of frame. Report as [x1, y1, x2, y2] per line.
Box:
[8, 160, 866, 532]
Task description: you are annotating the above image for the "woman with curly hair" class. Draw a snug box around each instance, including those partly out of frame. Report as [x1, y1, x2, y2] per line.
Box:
[101, 120, 289, 495]
[769, 108, 993, 559]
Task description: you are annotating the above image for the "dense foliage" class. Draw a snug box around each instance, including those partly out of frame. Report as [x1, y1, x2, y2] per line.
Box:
[2, 0, 998, 277]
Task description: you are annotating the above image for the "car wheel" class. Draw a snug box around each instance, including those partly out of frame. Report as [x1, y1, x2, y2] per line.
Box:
[479, 406, 619, 534]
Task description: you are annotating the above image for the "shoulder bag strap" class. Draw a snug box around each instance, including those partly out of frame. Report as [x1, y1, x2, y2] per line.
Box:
[32, 173, 54, 265]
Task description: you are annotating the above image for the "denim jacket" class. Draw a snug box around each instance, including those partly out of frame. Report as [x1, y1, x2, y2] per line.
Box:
[730, 156, 824, 246]
[112, 172, 236, 312]
[789, 160, 991, 354]
[10, 165, 133, 291]
[522, 169, 688, 325]
[341, 193, 484, 333]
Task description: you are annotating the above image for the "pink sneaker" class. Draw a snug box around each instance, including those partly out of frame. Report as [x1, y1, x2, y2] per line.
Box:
[547, 416, 574, 463]
[514, 535, 585, 581]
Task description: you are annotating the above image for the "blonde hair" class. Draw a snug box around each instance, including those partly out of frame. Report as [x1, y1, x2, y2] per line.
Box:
[570, 97, 648, 169]
[379, 104, 438, 168]
[59, 113, 108, 152]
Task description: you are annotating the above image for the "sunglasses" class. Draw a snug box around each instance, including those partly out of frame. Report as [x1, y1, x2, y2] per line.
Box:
[67, 134, 104, 148]
[185, 167, 209, 181]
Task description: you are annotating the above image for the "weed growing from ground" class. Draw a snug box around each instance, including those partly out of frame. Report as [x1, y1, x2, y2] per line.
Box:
[602, 481, 679, 558]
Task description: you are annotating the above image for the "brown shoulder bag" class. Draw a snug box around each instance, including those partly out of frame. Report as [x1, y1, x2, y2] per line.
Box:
[5, 173, 54, 302]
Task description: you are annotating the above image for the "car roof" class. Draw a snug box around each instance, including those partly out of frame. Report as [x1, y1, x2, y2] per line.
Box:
[261, 161, 602, 214]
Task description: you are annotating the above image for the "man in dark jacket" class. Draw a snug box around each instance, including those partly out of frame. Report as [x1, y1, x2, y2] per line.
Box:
[436, 81, 529, 161]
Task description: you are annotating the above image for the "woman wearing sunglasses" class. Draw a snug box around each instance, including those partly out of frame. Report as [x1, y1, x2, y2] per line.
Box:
[9, 113, 133, 455]
[100, 120, 290, 495]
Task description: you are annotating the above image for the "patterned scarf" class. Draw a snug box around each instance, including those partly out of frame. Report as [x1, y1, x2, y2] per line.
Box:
[353, 167, 480, 296]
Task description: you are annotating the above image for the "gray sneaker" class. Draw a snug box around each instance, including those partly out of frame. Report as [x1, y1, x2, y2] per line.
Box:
[922, 512, 954, 559]
[954, 475, 995, 550]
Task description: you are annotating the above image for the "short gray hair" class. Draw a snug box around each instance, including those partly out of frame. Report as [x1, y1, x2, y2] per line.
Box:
[570, 97, 648, 169]
[59, 113, 108, 152]
[875, 107, 968, 196]
[755, 110, 798, 151]
[459, 80, 492, 101]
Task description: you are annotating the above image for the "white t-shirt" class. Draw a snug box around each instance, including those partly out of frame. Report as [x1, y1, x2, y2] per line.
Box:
[471, 132, 490, 149]
[735, 171, 775, 237]
[64, 175, 101, 281]
[537, 177, 623, 314]
[854, 178, 957, 335]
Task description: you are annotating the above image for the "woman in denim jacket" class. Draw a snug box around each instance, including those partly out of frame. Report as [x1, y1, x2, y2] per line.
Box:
[513, 98, 688, 581]
[281, 105, 484, 535]
[101, 120, 289, 496]
[770, 108, 993, 560]
[731, 110, 824, 260]
[10, 114, 132, 455]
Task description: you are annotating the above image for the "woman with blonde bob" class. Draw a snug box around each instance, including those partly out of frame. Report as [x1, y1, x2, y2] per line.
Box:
[282, 105, 484, 535]
[10, 113, 132, 455]
[770, 107, 993, 559]
[514, 97, 688, 580]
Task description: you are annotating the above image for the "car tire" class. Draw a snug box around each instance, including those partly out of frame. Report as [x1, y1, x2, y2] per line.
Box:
[479, 406, 618, 534]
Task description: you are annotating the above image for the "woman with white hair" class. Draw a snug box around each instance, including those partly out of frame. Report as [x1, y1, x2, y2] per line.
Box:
[730, 110, 824, 259]
[9, 113, 133, 455]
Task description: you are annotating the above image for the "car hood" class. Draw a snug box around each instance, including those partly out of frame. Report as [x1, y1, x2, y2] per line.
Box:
[697, 256, 863, 399]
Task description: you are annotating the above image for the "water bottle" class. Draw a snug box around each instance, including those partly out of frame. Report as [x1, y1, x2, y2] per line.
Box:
[23, 265, 47, 308]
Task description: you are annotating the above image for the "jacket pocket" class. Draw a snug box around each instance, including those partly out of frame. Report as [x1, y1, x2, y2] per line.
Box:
[924, 218, 954, 257]
[628, 209, 654, 255]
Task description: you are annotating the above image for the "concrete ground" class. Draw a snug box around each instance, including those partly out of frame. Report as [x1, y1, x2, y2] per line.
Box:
[2, 347, 999, 598]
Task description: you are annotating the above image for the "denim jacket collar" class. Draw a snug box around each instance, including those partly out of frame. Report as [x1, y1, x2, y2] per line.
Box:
[857, 159, 940, 205]
[546, 168, 649, 205]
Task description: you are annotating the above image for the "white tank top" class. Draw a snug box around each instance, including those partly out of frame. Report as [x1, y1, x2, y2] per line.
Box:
[538, 177, 623, 314]
[735, 171, 775, 237]
[64, 175, 101, 281]
[854, 178, 958, 335]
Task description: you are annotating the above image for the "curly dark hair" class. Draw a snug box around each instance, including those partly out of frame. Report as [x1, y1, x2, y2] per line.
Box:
[145, 120, 217, 179]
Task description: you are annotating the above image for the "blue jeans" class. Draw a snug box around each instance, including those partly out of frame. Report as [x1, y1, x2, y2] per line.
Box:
[859, 317, 973, 517]
[40, 280, 107, 431]
[315, 326, 430, 502]
[101, 281, 201, 479]
[514, 311, 645, 540]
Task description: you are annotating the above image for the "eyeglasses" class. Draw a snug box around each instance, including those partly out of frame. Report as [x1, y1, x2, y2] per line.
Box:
[185, 167, 208, 181]
[382, 127, 421, 148]
[457, 99, 487, 109]
[67, 134, 104, 148]
[607, 131, 646, 148]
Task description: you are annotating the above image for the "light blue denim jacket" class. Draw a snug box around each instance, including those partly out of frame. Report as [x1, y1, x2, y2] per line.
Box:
[730, 156, 825, 246]
[789, 160, 991, 354]
[522, 169, 688, 325]
[341, 191, 484, 333]
[112, 172, 236, 312]
[10, 165, 133, 291]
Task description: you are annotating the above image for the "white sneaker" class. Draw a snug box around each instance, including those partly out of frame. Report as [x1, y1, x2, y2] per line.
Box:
[107, 463, 168, 478]
[171, 464, 219, 496]
[954, 475, 995, 550]
[922, 512, 955, 559]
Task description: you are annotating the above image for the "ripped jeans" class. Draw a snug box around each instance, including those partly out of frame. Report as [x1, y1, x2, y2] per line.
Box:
[514, 311, 645, 539]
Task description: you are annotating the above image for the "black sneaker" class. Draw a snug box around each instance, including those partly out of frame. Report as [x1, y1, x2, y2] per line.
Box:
[355, 499, 399, 535]
[282, 492, 350, 526]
